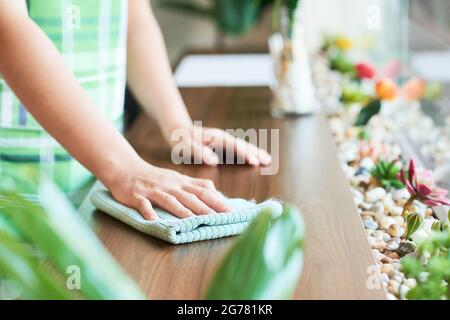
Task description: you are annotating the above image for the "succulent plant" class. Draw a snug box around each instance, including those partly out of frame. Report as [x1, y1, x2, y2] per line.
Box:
[399, 159, 450, 217]
[329, 54, 356, 76]
[401, 227, 450, 300]
[370, 159, 404, 190]
[405, 212, 424, 240]
[340, 84, 372, 106]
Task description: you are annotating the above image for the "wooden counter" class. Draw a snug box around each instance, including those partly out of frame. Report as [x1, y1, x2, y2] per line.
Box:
[80, 87, 387, 300]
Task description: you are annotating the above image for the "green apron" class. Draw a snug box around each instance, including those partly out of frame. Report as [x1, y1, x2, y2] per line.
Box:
[0, 0, 128, 205]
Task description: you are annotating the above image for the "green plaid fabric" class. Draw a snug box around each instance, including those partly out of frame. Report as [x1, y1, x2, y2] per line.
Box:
[0, 0, 128, 205]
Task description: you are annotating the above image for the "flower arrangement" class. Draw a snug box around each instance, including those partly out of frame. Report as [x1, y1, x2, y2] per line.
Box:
[315, 33, 449, 299]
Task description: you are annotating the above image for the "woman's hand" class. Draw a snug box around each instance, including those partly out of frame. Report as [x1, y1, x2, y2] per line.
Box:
[104, 159, 232, 220]
[170, 125, 272, 166]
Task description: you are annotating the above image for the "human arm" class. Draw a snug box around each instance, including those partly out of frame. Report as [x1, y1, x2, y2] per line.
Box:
[0, 0, 231, 219]
[126, 0, 271, 166]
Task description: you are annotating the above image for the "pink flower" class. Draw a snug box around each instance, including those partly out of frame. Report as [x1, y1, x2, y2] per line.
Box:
[399, 159, 450, 207]
[382, 60, 401, 78]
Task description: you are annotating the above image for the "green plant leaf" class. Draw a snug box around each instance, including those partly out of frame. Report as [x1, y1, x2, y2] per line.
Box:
[0, 232, 74, 300]
[355, 99, 381, 126]
[406, 213, 423, 240]
[1, 179, 145, 300]
[205, 204, 304, 300]
[214, 0, 264, 35]
[431, 221, 442, 232]
[340, 84, 371, 105]
[391, 180, 405, 190]
[370, 160, 404, 190]
[401, 227, 450, 300]
[329, 54, 355, 75]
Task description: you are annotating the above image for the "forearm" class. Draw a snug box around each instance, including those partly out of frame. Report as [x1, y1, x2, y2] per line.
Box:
[126, 0, 192, 141]
[0, 7, 141, 186]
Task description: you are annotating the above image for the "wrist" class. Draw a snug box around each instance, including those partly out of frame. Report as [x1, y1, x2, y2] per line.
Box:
[162, 118, 193, 146]
[94, 151, 146, 189]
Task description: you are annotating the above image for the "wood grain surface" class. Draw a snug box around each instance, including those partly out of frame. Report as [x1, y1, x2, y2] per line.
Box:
[84, 87, 387, 300]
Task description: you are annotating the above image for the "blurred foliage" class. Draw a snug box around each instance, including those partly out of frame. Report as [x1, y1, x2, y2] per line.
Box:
[355, 99, 381, 126]
[370, 159, 404, 190]
[329, 54, 356, 76]
[0, 172, 145, 300]
[205, 204, 304, 299]
[160, 0, 300, 36]
[340, 84, 372, 106]
[160, 0, 271, 35]
[402, 213, 450, 300]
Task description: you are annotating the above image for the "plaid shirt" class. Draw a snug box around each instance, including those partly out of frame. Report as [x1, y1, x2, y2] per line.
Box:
[0, 0, 128, 204]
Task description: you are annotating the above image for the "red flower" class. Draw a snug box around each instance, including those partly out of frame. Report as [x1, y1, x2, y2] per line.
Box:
[356, 62, 376, 79]
[399, 159, 450, 207]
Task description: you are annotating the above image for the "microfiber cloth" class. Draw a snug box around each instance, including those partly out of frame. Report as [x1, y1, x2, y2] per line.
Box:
[90, 190, 283, 244]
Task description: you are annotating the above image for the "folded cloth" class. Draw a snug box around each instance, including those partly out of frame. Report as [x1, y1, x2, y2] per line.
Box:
[90, 190, 283, 244]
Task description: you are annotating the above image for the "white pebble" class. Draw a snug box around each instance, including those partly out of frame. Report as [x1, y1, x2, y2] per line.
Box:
[380, 217, 396, 230]
[390, 206, 403, 217]
[388, 280, 400, 295]
[360, 157, 375, 170]
[392, 189, 410, 202]
[387, 293, 397, 300]
[366, 188, 387, 203]
[404, 278, 417, 289]
[400, 285, 410, 300]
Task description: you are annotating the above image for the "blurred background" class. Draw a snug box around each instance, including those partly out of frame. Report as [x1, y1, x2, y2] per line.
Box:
[153, 0, 450, 63]
[147, 0, 450, 187]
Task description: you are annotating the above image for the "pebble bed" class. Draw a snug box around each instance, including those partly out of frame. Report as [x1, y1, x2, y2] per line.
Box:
[311, 53, 448, 300]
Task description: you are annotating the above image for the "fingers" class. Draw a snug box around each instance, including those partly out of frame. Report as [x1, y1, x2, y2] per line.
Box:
[184, 184, 232, 213]
[189, 177, 217, 191]
[148, 189, 194, 219]
[223, 133, 272, 166]
[134, 196, 158, 221]
[256, 148, 272, 166]
[168, 189, 215, 215]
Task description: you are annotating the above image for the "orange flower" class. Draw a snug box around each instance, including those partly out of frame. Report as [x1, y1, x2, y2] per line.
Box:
[375, 78, 399, 100]
[402, 77, 425, 101]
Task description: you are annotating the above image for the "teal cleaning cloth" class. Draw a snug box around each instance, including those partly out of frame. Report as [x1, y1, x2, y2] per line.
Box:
[90, 190, 283, 244]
